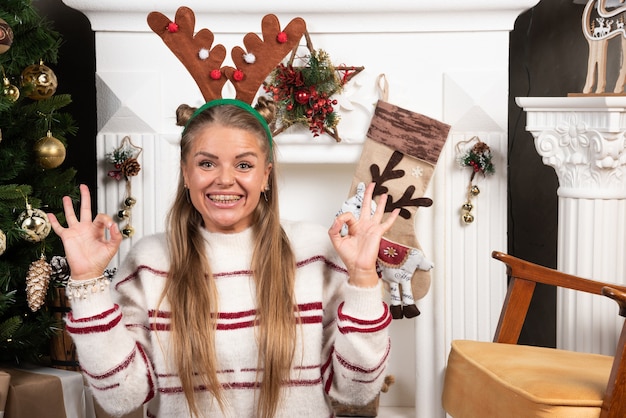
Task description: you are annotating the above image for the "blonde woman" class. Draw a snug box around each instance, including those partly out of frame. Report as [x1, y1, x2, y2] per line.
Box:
[49, 97, 398, 418]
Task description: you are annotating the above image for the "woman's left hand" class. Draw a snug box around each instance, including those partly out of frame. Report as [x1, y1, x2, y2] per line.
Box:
[328, 182, 400, 288]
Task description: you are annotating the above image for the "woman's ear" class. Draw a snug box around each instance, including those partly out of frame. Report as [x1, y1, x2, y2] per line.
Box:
[264, 162, 273, 185]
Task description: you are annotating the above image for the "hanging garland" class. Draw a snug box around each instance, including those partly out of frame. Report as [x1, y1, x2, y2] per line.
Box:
[264, 32, 362, 142]
[456, 137, 496, 224]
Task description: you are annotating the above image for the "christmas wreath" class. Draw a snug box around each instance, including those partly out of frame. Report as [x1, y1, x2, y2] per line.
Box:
[458, 140, 495, 178]
[264, 33, 362, 142]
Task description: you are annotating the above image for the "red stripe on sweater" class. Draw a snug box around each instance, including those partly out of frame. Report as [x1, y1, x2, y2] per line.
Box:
[297, 255, 348, 275]
[88, 382, 120, 391]
[115, 265, 167, 290]
[299, 315, 323, 325]
[66, 312, 122, 334]
[352, 364, 386, 384]
[334, 338, 390, 374]
[67, 305, 119, 323]
[219, 309, 256, 319]
[82, 347, 136, 380]
[137, 342, 156, 403]
[337, 303, 391, 334]
[299, 301, 323, 311]
[159, 377, 323, 395]
[337, 302, 389, 325]
[321, 346, 333, 376]
[324, 368, 334, 394]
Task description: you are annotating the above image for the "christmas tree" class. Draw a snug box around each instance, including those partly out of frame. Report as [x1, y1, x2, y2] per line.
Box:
[0, 0, 79, 364]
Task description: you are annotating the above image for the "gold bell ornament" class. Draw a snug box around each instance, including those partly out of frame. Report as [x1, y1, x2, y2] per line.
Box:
[106, 136, 142, 238]
[456, 137, 495, 225]
[21, 60, 58, 100]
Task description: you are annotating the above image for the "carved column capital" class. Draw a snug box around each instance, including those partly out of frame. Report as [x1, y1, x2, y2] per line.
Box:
[517, 97, 626, 198]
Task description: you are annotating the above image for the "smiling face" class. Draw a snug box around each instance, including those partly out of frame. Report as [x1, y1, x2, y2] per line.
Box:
[182, 123, 272, 233]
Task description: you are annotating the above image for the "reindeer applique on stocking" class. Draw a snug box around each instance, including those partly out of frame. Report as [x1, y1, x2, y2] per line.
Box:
[340, 100, 449, 319]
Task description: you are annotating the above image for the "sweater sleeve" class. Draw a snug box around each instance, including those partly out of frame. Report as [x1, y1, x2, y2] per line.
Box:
[322, 253, 392, 407]
[64, 236, 162, 416]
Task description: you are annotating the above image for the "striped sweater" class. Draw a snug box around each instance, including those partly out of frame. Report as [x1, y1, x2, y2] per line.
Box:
[66, 220, 391, 417]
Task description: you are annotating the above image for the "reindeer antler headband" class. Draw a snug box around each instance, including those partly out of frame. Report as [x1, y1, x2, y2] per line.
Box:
[147, 7, 307, 105]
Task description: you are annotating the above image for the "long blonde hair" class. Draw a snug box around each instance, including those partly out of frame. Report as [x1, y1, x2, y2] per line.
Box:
[160, 97, 297, 418]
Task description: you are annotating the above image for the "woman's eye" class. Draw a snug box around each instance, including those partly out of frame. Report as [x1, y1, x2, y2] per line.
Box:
[237, 162, 253, 170]
[199, 161, 214, 168]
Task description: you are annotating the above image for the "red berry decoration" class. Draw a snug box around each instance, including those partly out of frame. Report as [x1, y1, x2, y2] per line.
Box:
[295, 90, 310, 105]
[210, 69, 222, 80]
[167, 22, 179, 33]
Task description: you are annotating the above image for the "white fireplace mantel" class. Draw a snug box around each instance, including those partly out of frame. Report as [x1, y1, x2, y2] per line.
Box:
[62, 0, 534, 33]
[63, 1, 539, 416]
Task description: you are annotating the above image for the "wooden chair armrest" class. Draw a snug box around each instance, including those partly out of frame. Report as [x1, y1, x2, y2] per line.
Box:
[602, 286, 626, 318]
[491, 251, 626, 344]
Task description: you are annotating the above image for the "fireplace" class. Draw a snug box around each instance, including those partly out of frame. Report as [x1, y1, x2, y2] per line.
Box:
[62, 1, 540, 415]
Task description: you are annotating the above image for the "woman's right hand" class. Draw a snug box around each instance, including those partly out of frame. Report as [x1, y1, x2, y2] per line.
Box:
[48, 184, 123, 280]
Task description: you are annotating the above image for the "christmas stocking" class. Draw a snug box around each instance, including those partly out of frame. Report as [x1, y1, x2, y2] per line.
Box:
[347, 100, 449, 319]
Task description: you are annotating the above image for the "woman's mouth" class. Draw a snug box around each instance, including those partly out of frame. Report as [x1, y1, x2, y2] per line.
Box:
[208, 194, 242, 203]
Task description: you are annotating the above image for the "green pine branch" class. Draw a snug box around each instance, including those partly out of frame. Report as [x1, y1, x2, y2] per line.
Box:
[0, 0, 79, 364]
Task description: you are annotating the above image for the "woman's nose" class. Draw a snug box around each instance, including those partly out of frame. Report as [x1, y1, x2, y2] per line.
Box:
[217, 170, 236, 186]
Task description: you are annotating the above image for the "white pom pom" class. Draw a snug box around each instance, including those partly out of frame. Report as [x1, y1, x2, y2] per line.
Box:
[198, 48, 210, 60]
[243, 53, 256, 64]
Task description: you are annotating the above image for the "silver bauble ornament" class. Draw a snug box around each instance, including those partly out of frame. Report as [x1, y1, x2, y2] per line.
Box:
[17, 204, 51, 242]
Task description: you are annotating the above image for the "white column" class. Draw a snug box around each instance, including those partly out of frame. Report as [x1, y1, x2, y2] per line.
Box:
[517, 96, 626, 354]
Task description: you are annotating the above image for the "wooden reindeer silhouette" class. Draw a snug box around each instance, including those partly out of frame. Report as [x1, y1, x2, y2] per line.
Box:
[147, 7, 307, 103]
[582, 0, 626, 94]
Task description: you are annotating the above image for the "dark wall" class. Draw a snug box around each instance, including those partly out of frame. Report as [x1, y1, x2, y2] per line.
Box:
[509, 0, 600, 347]
[39, 0, 594, 347]
[34, 0, 97, 205]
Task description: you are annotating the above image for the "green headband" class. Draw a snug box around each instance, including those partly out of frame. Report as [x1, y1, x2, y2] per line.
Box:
[183, 98, 273, 156]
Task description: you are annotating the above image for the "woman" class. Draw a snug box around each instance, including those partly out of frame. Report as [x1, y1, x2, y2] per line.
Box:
[49, 97, 399, 418]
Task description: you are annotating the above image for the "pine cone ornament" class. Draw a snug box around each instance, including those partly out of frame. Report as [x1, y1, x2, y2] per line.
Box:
[50, 255, 71, 287]
[26, 255, 52, 312]
[120, 157, 141, 177]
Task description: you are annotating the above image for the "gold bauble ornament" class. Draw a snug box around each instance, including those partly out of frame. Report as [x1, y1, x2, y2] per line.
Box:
[34, 131, 66, 169]
[470, 185, 480, 196]
[2, 76, 19, 102]
[26, 254, 52, 312]
[17, 204, 52, 242]
[0, 229, 6, 256]
[21, 62, 58, 100]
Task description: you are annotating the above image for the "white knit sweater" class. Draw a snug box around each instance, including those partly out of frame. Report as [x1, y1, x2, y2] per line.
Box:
[66, 220, 391, 417]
